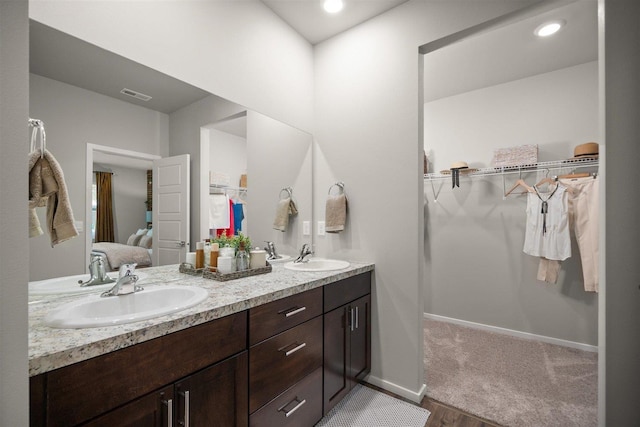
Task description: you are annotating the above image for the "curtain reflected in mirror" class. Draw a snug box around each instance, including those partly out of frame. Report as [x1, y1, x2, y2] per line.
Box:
[95, 171, 114, 243]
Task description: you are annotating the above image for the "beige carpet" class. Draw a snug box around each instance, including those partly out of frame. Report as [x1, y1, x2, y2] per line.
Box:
[424, 318, 598, 427]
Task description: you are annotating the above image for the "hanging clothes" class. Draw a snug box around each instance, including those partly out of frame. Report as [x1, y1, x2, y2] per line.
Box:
[538, 176, 599, 292]
[523, 183, 571, 261]
[209, 194, 230, 230]
[233, 202, 244, 235]
[215, 199, 235, 237]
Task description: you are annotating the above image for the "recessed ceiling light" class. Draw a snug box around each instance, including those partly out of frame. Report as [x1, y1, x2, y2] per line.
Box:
[324, 0, 344, 14]
[534, 20, 565, 37]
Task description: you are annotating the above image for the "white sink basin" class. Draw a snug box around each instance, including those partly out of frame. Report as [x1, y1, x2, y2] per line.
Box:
[284, 258, 350, 272]
[29, 272, 148, 296]
[43, 285, 208, 329]
[267, 254, 292, 264]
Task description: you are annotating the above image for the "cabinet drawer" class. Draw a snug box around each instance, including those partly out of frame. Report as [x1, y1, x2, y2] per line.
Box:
[249, 287, 322, 346]
[249, 316, 323, 413]
[250, 367, 322, 427]
[324, 272, 371, 313]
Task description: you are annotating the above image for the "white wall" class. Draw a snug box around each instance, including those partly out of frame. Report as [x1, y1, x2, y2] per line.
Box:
[29, 74, 168, 280]
[246, 111, 313, 258]
[424, 62, 599, 345]
[108, 166, 149, 243]
[209, 129, 247, 191]
[314, 0, 542, 401]
[426, 62, 599, 171]
[0, 0, 29, 424]
[29, 0, 314, 133]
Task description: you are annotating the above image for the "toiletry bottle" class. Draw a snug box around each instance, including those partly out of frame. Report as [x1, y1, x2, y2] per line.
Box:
[236, 241, 249, 271]
[195, 241, 205, 269]
[204, 239, 211, 267]
[210, 243, 219, 270]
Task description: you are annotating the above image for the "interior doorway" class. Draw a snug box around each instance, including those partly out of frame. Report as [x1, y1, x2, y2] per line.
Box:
[419, 2, 600, 425]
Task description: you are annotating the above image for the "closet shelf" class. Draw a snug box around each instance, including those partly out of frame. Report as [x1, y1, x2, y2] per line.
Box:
[424, 157, 599, 203]
[424, 157, 599, 181]
[209, 184, 247, 195]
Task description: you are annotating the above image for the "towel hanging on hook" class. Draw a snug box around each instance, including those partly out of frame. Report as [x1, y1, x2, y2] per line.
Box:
[326, 182, 347, 233]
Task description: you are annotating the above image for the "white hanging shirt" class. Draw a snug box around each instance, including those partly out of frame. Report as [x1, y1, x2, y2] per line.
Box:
[523, 184, 571, 261]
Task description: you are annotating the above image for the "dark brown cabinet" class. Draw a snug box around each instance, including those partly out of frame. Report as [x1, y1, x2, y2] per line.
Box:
[323, 273, 371, 415]
[30, 312, 247, 427]
[82, 353, 248, 427]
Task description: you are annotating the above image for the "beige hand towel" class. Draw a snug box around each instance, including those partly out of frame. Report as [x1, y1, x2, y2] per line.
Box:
[28, 150, 78, 246]
[325, 193, 347, 233]
[273, 198, 291, 231]
[273, 198, 298, 232]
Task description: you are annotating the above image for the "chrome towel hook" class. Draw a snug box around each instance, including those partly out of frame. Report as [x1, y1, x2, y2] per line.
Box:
[28, 118, 46, 159]
[328, 181, 345, 195]
[279, 187, 293, 200]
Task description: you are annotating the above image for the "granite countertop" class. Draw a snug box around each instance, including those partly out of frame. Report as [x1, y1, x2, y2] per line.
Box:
[29, 261, 374, 376]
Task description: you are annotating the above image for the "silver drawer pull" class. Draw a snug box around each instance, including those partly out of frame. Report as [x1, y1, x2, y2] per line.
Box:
[163, 399, 173, 427]
[283, 306, 307, 317]
[180, 390, 190, 427]
[355, 306, 359, 329]
[284, 342, 306, 356]
[281, 398, 307, 417]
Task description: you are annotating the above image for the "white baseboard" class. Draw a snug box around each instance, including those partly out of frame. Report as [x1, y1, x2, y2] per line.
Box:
[364, 375, 426, 404]
[424, 313, 598, 353]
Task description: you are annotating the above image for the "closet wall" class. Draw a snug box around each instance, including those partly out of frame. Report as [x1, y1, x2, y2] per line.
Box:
[424, 61, 599, 346]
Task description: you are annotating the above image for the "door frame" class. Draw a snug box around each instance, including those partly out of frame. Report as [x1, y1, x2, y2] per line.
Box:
[85, 143, 161, 269]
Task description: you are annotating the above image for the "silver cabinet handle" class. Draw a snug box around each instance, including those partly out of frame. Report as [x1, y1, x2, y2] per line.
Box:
[350, 307, 354, 332]
[281, 398, 306, 418]
[283, 306, 306, 317]
[180, 390, 190, 427]
[176, 241, 186, 248]
[284, 342, 306, 356]
[163, 399, 173, 427]
[355, 306, 359, 329]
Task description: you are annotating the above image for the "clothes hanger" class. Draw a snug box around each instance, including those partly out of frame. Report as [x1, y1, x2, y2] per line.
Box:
[558, 171, 593, 180]
[505, 178, 534, 196]
[535, 169, 557, 188]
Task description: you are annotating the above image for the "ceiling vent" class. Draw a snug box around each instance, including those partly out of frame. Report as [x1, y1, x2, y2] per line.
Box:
[120, 88, 152, 102]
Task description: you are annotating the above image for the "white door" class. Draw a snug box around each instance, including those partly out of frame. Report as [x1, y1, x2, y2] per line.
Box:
[152, 154, 190, 266]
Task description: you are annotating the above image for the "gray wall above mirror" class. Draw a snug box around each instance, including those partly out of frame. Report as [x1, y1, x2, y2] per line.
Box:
[28, 20, 313, 281]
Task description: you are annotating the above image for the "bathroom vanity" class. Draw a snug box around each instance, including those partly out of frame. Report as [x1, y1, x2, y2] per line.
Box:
[28, 262, 373, 426]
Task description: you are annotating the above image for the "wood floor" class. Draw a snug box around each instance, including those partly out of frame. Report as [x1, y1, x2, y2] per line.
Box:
[364, 383, 502, 427]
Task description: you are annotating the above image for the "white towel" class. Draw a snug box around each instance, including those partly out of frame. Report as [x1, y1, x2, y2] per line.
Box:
[209, 194, 230, 229]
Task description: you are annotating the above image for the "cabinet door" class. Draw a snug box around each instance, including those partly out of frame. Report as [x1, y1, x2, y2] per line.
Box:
[81, 386, 174, 427]
[349, 295, 371, 382]
[175, 351, 248, 427]
[323, 305, 350, 415]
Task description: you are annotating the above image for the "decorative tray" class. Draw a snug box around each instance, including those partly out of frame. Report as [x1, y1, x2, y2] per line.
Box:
[179, 263, 205, 276]
[203, 263, 272, 282]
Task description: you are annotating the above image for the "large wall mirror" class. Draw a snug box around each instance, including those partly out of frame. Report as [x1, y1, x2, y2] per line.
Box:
[28, 20, 313, 282]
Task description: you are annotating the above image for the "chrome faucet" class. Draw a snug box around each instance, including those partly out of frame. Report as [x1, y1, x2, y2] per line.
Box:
[78, 254, 116, 287]
[294, 243, 313, 263]
[101, 263, 143, 297]
[264, 241, 279, 260]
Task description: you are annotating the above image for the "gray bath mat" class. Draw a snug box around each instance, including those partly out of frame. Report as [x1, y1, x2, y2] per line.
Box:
[316, 384, 430, 427]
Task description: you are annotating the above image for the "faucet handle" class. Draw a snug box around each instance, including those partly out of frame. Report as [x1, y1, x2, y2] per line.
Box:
[118, 263, 137, 278]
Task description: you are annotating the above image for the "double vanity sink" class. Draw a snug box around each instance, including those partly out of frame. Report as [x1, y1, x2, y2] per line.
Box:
[29, 258, 368, 378]
[30, 258, 351, 331]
